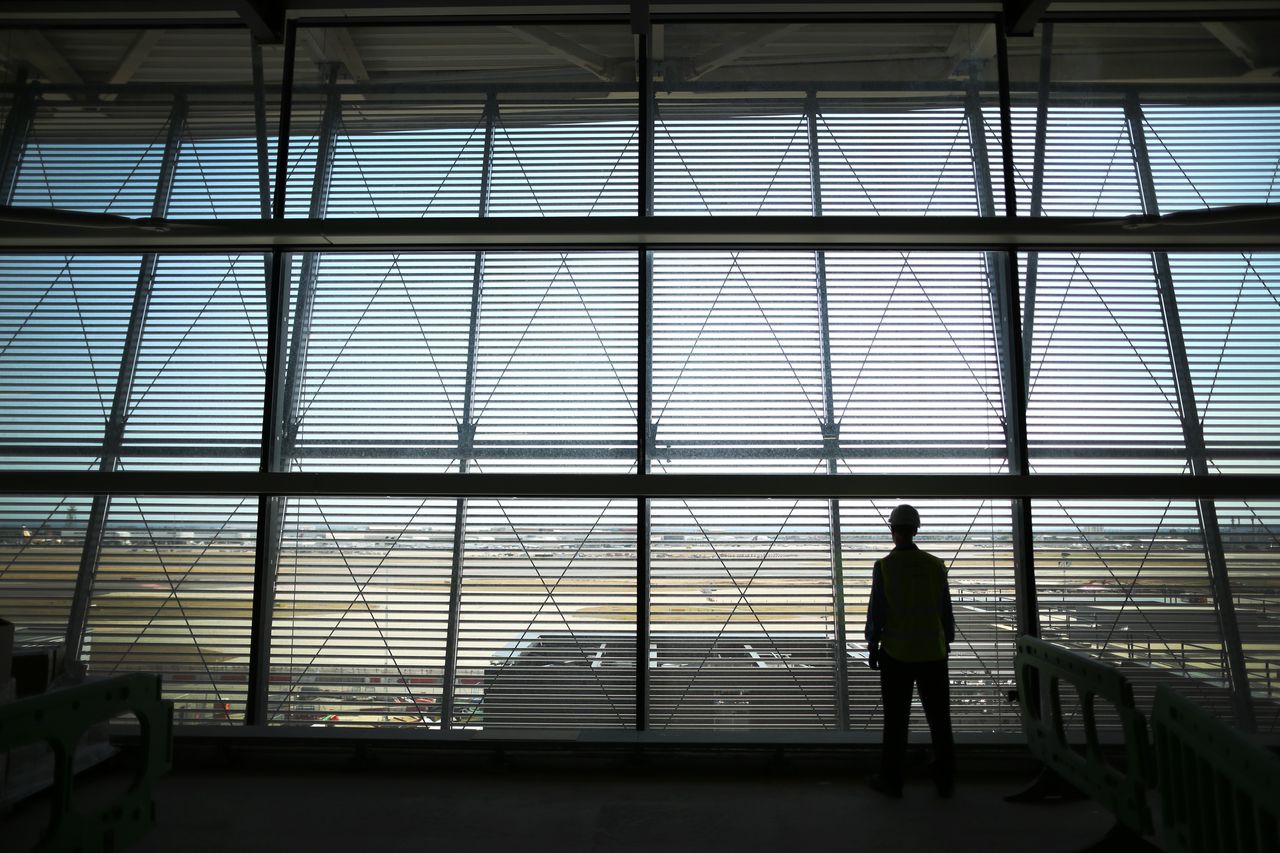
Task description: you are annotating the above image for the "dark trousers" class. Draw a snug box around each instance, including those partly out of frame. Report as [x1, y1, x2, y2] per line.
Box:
[878, 652, 955, 788]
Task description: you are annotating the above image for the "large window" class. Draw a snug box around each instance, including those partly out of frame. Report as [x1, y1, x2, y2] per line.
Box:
[0, 12, 1276, 735]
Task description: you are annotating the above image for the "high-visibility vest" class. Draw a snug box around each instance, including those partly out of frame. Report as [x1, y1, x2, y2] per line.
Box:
[879, 548, 949, 662]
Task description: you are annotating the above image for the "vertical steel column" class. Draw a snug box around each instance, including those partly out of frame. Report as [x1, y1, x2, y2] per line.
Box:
[246, 22, 296, 725]
[440, 92, 498, 730]
[0, 67, 35, 204]
[250, 38, 272, 222]
[635, 6, 654, 731]
[974, 43, 1037, 639]
[63, 94, 188, 669]
[1124, 94, 1255, 730]
[279, 63, 341, 458]
[1022, 22, 1053, 379]
[805, 91, 849, 730]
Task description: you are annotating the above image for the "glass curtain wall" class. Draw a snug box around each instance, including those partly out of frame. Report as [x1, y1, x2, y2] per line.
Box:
[0, 17, 1276, 733]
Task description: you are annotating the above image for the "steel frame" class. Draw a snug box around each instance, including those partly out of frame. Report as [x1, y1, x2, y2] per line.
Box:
[1123, 94, 1256, 731]
[0, 5, 1275, 732]
[439, 91, 498, 731]
[61, 93, 188, 669]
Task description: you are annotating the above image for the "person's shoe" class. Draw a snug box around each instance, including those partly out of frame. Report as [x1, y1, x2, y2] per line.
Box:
[868, 774, 902, 799]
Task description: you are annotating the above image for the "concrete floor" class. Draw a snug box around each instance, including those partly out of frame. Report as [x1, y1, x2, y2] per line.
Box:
[7, 752, 1116, 853]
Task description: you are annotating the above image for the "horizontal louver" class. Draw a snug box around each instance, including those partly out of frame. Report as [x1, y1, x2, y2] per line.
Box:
[1024, 253, 1188, 473]
[83, 496, 256, 723]
[0, 17, 1276, 737]
[269, 498, 456, 727]
[1171, 253, 1280, 474]
[287, 251, 635, 473]
[0, 496, 89, 643]
[1033, 500, 1233, 723]
[1217, 500, 1280, 731]
[840, 499, 1018, 734]
[0, 255, 133, 468]
[649, 499, 837, 730]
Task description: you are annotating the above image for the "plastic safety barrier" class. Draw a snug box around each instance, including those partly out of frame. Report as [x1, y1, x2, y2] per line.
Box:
[1014, 635, 1155, 836]
[1152, 684, 1279, 853]
[0, 673, 173, 853]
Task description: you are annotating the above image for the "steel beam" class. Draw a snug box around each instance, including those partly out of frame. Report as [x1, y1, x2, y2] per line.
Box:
[806, 91, 849, 730]
[279, 63, 340, 457]
[12, 471, 1276, 501]
[1124, 94, 1255, 731]
[45, 205, 1280, 252]
[235, 0, 286, 44]
[1021, 20, 1052, 379]
[1004, 0, 1052, 37]
[998, 25, 1038, 639]
[4, 210, 1280, 253]
[636, 15, 653, 733]
[0, 67, 35, 204]
[63, 94, 187, 671]
[250, 36, 271, 220]
[246, 21, 296, 725]
[440, 92, 497, 732]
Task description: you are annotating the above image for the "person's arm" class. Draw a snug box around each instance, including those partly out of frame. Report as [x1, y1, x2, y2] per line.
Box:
[940, 568, 955, 652]
[866, 561, 886, 668]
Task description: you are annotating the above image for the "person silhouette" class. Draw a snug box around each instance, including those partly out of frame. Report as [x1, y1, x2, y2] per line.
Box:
[864, 504, 956, 798]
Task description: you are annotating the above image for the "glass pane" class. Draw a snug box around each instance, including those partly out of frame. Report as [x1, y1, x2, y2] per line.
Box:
[655, 22, 1003, 216]
[652, 251, 1006, 474]
[83, 496, 257, 724]
[455, 499, 636, 730]
[1034, 501, 1233, 723]
[0, 496, 87, 644]
[289, 25, 636, 219]
[1172, 253, 1280, 474]
[1009, 21, 1280, 217]
[269, 497, 456, 727]
[2, 27, 279, 219]
[841, 499, 1017, 734]
[285, 251, 635, 473]
[649, 499, 837, 730]
[1218, 500, 1280, 733]
[1024, 253, 1188, 473]
[0, 255, 134, 470]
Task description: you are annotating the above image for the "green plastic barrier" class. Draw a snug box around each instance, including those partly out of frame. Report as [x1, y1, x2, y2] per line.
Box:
[0, 673, 173, 853]
[1152, 684, 1279, 853]
[1014, 635, 1155, 836]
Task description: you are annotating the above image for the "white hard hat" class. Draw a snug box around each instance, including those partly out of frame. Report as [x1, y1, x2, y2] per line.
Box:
[888, 504, 920, 529]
